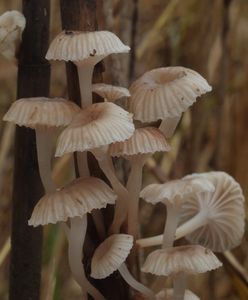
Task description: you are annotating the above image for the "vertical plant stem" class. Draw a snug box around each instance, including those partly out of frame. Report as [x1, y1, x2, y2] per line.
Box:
[173, 272, 187, 300]
[162, 203, 180, 248]
[9, 1, 50, 299]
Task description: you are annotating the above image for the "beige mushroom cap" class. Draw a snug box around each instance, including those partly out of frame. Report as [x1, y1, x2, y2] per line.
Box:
[0, 10, 26, 60]
[91, 234, 133, 279]
[142, 245, 222, 276]
[109, 127, 171, 157]
[180, 171, 245, 252]
[140, 175, 214, 206]
[92, 83, 130, 102]
[129, 67, 212, 122]
[3, 97, 80, 129]
[29, 177, 116, 226]
[46, 30, 130, 65]
[55, 102, 134, 157]
[156, 289, 200, 300]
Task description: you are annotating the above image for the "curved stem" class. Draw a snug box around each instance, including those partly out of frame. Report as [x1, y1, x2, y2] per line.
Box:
[76, 63, 94, 109]
[68, 216, 106, 300]
[173, 272, 187, 300]
[119, 263, 156, 300]
[159, 116, 181, 138]
[136, 211, 206, 248]
[162, 203, 180, 248]
[36, 128, 57, 193]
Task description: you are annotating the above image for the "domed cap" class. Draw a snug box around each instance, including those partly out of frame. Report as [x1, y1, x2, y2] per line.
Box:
[140, 175, 214, 206]
[156, 289, 199, 300]
[142, 245, 222, 276]
[92, 83, 130, 102]
[29, 177, 116, 226]
[55, 102, 134, 156]
[180, 171, 245, 252]
[3, 97, 81, 129]
[129, 67, 212, 122]
[91, 234, 133, 279]
[109, 127, 171, 157]
[46, 30, 130, 65]
[0, 10, 26, 60]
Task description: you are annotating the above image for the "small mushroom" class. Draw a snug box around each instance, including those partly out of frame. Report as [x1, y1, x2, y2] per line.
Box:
[91, 234, 156, 300]
[92, 83, 130, 102]
[156, 289, 200, 300]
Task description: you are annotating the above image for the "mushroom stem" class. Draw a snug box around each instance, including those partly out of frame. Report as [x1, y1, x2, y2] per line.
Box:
[36, 128, 57, 193]
[118, 263, 156, 300]
[126, 157, 146, 237]
[77, 151, 90, 178]
[173, 272, 187, 300]
[68, 216, 106, 300]
[76, 63, 94, 109]
[159, 116, 181, 138]
[136, 211, 207, 248]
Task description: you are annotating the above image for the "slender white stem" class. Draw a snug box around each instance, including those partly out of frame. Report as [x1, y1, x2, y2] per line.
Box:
[173, 272, 187, 300]
[68, 216, 106, 300]
[36, 128, 57, 194]
[77, 151, 90, 178]
[162, 203, 180, 248]
[118, 263, 156, 300]
[136, 211, 206, 248]
[126, 157, 146, 237]
[159, 116, 181, 138]
[76, 63, 94, 109]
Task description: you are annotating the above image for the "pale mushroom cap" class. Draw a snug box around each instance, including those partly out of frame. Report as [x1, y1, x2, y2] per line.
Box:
[91, 234, 133, 279]
[109, 127, 171, 157]
[0, 10, 26, 60]
[46, 30, 130, 64]
[92, 83, 130, 102]
[156, 289, 200, 300]
[140, 175, 214, 206]
[129, 67, 212, 122]
[141, 245, 222, 276]
[3, 97, 81, 129]
[29, 177, 116, 226]
[180, 171, 245, 252]
[55, 102, 135, 157]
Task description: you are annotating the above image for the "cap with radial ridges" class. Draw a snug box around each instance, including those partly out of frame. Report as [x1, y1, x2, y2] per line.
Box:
[156, 289, 200, 300]
[92, 83, 130, 102]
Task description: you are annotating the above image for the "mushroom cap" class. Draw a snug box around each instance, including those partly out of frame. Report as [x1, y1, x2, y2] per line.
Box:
[46, 30, 130, 64]
[55, 102, 135, 157]
[29, 177, 116, 226]
[180, 171, 245, 252]
[109, 127, 171, 157]
[141, 245, 222, 276]
[129, 67, 212, 122]
[91, 234, 133, 279]
[92, 83, 130, 102]
[3, 97, 81, 129]
[0, 10, 26, 60]
[156, 289, 200, 300]
[140, 175, 214, 206]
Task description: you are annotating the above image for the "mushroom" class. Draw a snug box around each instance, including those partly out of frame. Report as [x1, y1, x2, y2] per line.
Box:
[55, 102, 135, 232]
[92, 83, 130, 102]
[46, 31, 130, 108]
[129, 67, 212, 137]
[137, 172, 245, 251]
[109, 127, 171, 237]
[3, 97, 80, 193]
[29, 176, 117, 300]
[140, 175, 214, 248]
[91, 234, 156, 300]
[142, 245, 222, 300]
[0, 10, 26, 61]
[156, 289, 200, 300]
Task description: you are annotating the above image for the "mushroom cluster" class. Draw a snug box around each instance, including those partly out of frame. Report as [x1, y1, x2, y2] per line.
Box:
[3, 11, 246, 300]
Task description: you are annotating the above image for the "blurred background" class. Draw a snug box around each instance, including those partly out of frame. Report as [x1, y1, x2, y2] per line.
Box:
[0, 0, 248, 299]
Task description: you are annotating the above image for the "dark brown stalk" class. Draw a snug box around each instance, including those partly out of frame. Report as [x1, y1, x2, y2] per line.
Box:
[9, 1, 50, 300]
[60, 1, 129, 299]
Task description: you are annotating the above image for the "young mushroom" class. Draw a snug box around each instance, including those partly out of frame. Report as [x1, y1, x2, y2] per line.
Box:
[142, 245, 222, 300]
[109, 127, 171, 237]
[137, 172, 245, 251]
[92, 83, 130, 102]
[3, 97, 80, 193]
[29, 176, 117, 300]
[129, 67, 212, 137]
[91, 234, 156, 300]
[140, 175, 214, 248]
[156, 289, 200, 300]
[0, 10, 26, 61]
